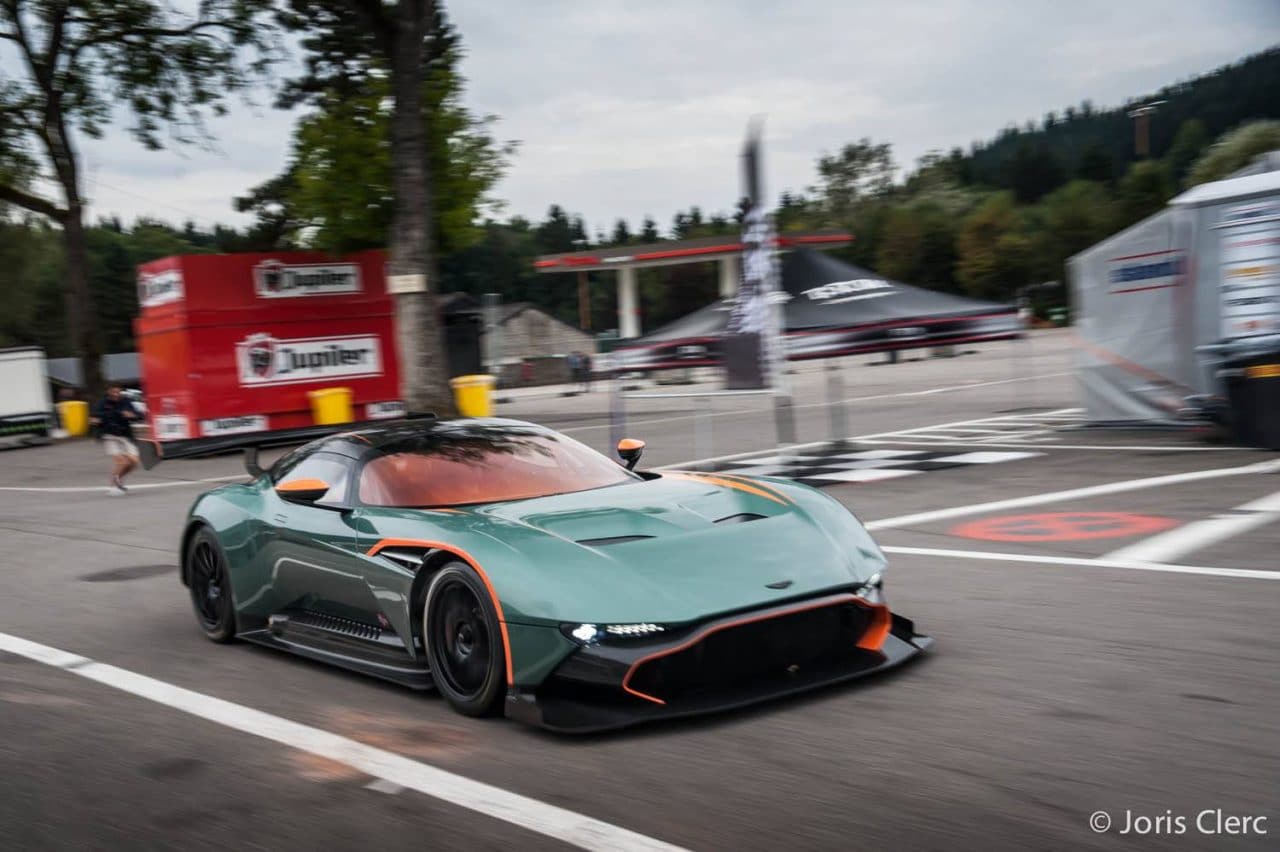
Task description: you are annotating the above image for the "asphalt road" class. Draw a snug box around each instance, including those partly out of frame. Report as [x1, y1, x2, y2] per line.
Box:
[2, 329, 1277, 850]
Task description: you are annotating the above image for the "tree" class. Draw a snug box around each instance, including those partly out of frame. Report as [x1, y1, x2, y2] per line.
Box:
[1076, 141, 1114, 184]
[1115, 160, 1173, 226]
[876, 201, 959, 291]
[811, 138, 895, 222]
[1187, 120, 1280, 187]
[639, 216, 659, 243]
[1166, 119, 1207, 184]
[1035, 180, 1116, 284]
[276, 0, 467, 414]
[0, 0, 277, 396]
[240, 9, 513, 257]
[1004, 141, 1064, 203]
[610, 218, 631, 246]
[955, 193, 1033, 300]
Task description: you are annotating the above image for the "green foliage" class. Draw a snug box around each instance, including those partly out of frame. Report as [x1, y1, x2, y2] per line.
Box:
[1166, 119, 1208, 184]
[955, 193, 1032, 300]
[0, 216, 222, 356]
[239, 4, 514, 257]
[811, 139, 895, 223]
[1115, 161, 1174, 225]
[876, 201, 959, 291]
[1186, 120, 1280, 187]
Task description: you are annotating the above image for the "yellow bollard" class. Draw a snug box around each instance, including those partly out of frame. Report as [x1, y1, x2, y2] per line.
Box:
[449, 374, 497, 417]
[307, 387, 354, 425]
[57, 400, 90, 436]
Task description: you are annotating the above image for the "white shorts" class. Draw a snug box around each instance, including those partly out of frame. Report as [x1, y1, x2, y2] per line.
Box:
[103, 436, 139, 458]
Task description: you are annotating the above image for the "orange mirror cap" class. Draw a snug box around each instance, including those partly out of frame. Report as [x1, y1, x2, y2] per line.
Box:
[276, 478, 330, 494]
[618, 438, 646, 452]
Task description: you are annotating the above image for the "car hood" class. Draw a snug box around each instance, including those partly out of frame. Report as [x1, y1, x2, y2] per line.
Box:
[426, 473, 887, 625]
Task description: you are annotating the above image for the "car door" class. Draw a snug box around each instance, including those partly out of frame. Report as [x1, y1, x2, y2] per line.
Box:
[265, 450, 371, 621]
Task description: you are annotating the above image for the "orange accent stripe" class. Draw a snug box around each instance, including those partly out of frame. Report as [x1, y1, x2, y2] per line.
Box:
[711, 472, 792, 505]
[276, 478, 330, 493]
[665, 471, 788, 505]
[621, 594, 889, 705]
[365, 538, 514, 686]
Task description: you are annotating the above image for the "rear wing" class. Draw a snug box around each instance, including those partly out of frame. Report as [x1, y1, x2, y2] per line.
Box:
[137, 414, 436, 474]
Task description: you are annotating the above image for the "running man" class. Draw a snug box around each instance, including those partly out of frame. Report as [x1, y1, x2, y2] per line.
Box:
[91, 384, 141, 495]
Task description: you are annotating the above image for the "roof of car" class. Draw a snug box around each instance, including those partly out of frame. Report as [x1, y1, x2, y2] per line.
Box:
[320, 417, 555, 457]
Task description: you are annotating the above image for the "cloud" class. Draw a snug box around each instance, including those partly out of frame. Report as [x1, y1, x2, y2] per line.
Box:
[7, 0, 1278, 233]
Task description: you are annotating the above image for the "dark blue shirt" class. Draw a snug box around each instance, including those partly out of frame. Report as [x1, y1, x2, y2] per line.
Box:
[93, 397, 139, 437]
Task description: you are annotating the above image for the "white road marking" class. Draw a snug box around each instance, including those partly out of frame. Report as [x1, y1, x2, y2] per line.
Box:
[365, 778, 406, 795]
[0, 633, 685, 852]
[560, 373, 1073, 435]
[1104, 489, 1280, 563]
[864, 458, 1280, 531]
[881, 545, 1280, 580]
[861, 439, 1248, 452]
[0, 475, 245, 493]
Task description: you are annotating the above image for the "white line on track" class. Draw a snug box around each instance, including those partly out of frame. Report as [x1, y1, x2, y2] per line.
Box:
[880, 545, 1280, 580]
[0, 633, 685, 852]
[864, 458, 1280, 531]
[1103, 489, 1280, 563]
[0, 475, 245, 493]
[559, 372, 1073, 434]
[859, 439, 1248, 452]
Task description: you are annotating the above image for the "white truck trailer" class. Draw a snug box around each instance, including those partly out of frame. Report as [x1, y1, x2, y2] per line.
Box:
[0, 346, 54, 446]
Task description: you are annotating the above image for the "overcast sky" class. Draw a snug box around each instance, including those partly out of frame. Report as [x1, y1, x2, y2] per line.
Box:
[22, 0, 1280, 235]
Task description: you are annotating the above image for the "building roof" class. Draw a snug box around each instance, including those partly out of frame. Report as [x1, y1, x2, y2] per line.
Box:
[534, 230, 852, 273]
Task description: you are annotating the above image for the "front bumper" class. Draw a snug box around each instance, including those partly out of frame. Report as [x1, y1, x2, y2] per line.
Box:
[505, 592, 932, 733]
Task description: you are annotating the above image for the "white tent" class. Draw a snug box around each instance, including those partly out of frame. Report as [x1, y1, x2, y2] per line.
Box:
[1069, 157, 1280, 424]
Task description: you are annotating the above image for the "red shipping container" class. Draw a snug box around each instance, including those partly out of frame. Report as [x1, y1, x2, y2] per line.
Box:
[133, 250, 403, 439]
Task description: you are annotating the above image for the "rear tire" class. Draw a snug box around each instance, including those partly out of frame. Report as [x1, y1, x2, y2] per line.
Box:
[186, 527, 236, 643]
[423, 562, 506, 717]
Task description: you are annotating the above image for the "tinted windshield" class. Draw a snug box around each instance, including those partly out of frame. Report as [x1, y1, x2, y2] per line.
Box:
[358, 428, 636, 507]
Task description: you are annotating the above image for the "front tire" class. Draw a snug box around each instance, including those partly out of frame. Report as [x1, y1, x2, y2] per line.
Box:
[186, 527, 236, 643]
[423, 562, 506, 717]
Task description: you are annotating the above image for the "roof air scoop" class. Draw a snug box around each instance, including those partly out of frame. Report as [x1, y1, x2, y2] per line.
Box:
[714, 513, 767, 525]
[576, 535, 655, 547]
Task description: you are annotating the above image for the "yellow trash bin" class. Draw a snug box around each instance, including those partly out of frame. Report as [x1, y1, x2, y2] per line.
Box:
[307, 387, 354, 425]
[450, 374, 497, 417]
[58, 400, 90, 437]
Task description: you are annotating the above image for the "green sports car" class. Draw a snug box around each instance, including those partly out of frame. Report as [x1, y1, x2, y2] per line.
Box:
[154, 417, 931, 731]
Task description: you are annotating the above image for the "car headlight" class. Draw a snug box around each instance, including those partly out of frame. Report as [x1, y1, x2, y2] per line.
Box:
[560, 622, 667, 645]
[855, 572, 884, 602]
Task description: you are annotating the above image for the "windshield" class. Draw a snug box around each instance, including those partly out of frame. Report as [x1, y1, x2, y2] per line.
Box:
[358, 428, 637, 507]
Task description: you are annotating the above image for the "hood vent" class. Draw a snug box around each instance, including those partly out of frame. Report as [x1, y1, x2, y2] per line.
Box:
[714, 513, 767, 525]
[576, 535, 655, 547]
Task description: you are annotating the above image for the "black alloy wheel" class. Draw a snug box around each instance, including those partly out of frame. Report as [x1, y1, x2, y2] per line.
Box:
[187, 528, 236, 643]
[423, 562, 506, 717]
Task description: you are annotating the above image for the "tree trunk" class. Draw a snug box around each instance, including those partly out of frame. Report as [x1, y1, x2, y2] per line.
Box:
[60, 206, 102, 398]
[46, 108, 103, 399]
[388, 0, 454, 416]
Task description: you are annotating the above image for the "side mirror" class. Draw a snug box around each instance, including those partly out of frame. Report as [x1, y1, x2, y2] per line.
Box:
[617, 438, 645, 470]
[275, 478, 331, 504]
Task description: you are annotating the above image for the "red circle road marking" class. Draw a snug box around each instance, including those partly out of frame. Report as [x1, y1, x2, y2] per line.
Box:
[950, 512, 1178, 542]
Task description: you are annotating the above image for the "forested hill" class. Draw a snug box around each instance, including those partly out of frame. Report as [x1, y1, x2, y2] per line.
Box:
[955, 47, 1280, 194]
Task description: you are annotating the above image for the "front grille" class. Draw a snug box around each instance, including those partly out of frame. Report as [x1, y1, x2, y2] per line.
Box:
[627, 601, 875, 703]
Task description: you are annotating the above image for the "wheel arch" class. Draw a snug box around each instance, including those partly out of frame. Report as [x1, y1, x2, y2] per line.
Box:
[365, 538, 514, 686]
[179, 517, 212, 587]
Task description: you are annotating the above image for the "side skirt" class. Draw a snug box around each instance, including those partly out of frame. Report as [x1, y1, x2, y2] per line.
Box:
[238, 611, 433, 690]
